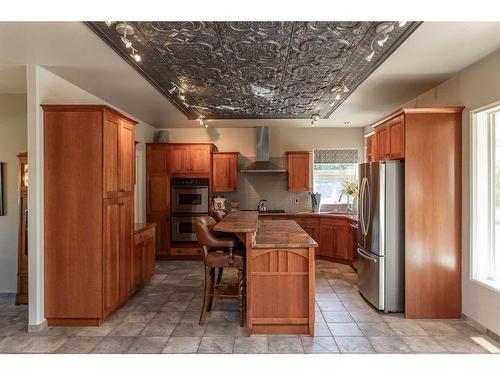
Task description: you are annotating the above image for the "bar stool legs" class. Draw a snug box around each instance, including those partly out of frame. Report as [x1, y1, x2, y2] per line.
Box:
[238, 268, 245, 327]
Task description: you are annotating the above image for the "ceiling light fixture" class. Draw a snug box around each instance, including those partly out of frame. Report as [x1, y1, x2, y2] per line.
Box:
[342, 83, 349, 93]
[377, 34, 389, 47]
[121, 36, 132, 48]
[335, 93, 341, 100]
[105, 21, 112, 27]
[398, 21, 407, 28]
[365, 50, 375, 62]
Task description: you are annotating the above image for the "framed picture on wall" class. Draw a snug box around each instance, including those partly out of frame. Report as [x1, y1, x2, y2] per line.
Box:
[0, 162, 4, 216]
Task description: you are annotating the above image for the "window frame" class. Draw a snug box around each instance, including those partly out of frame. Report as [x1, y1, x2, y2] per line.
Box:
[470, 101, 500, 293]
[311, 148, 360, 206]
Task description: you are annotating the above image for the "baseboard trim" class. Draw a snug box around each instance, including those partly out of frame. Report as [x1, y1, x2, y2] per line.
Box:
[461, 313, 500, 341]
[28, 319, 47, 332]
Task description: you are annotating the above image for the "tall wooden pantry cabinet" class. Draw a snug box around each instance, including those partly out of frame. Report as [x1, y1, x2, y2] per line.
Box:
[43, 105, 137, 326]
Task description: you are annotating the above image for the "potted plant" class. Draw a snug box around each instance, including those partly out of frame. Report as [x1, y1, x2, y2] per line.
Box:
[340, 178, 359, 213]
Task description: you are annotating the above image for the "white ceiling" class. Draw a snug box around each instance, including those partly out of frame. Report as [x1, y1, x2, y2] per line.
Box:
[1, 21, 500, 128]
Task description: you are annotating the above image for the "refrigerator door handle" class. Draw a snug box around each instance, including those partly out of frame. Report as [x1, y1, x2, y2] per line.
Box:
[360, 177, 367, 235]
[357, 247, 378, 263]
[364, 178, 371, 236]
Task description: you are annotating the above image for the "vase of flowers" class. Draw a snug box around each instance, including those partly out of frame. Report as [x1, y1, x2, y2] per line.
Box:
[341, 178, 359, 213]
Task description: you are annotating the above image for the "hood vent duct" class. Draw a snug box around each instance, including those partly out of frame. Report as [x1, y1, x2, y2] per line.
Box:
[240, 127, 286, 173]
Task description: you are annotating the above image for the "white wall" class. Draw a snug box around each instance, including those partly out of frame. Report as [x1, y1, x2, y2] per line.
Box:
[0, 94, 27, 292]
[400, 49, 500, 336]
[27, 66, 155, 327]
[161, 127, 364, 157]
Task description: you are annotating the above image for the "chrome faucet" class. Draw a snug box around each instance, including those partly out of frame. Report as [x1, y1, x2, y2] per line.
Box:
[257, 199, 267, 212]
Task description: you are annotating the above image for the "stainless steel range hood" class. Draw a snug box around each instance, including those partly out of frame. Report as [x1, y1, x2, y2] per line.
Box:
[240, 127, 286, 173]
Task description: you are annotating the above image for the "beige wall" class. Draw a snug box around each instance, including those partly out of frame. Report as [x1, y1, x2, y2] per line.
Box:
[0, 94, 27, 292]
[161, 127, 364, 157]
[400, 49, 500, 336]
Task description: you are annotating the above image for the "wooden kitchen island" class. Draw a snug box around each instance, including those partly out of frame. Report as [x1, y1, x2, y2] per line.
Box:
[214, 212, 317, 336]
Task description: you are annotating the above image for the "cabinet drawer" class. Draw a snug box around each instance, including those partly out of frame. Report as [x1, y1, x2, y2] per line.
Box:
[170, 247, 201, 256]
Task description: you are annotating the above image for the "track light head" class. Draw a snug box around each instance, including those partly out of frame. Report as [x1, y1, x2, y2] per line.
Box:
[398, 21, 407, 28]
[365, 50, 375, 62]
[134, 53, 141, 62]
[377, 34, 389, 47]
[121, 36, 132, 48]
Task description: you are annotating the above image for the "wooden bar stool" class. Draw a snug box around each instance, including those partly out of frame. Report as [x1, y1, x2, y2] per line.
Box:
[193, 216, 246, 326]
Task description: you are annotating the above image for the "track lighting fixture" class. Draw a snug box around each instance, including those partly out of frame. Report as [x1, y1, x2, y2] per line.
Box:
[377, 34, 389, 47]
[365, 50, 375, 62]
[310, 113, 320, 127]
[335, 93, 341, 100]
[342, 83, 349, 93]
[121, 36, 132, 48]
[365, 21, 408, 62]
[105, 21, 112, 27]
[134, 53, 141, 62]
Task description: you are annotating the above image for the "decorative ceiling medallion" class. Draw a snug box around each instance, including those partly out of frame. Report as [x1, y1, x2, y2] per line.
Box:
[86, 21, 420, 120]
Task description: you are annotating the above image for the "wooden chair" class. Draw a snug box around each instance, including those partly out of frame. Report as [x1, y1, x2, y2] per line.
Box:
[193, 216, 245, 326]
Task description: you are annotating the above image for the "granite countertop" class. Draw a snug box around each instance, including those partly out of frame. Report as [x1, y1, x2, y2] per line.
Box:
[253, 220, 318, 249]
[134, 222, 157, 232]
[213, 211, 259, 233]
[214, 211, 318, 249]
[242, 210, 358, 222]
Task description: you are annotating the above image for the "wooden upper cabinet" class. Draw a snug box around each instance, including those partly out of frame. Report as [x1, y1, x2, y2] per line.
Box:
[212, 152, 238, 192]
[146, 144, 169, 173]
[365, 134, 374, 162]
[189, 145, 211, 172]
[170, 145, 190, 173]
[119, 120, 136, 194]
[103, 111, 136, 197]
[103, 113, 120, 197]
[387, 116, 405, 159]
[373, 114, 405, 161]
[169, 144, 211, 173]
[287, 151, 310, 192]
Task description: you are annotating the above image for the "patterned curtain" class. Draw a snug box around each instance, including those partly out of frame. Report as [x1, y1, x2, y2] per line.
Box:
[314, 149, 359, 164]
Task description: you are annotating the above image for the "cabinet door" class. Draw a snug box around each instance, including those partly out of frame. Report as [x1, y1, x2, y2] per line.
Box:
[189, 145, 211, 173]
[147, 213, 170, 257]
[388, 116, 405, 159]
[319, 222, 334, 258]
[119, 120, 135, 194]
[170, 145, 190, 173]
[374, 126, 390, 160]
[287, 152, 310, 192]
[146, 234, 156, 280]
[103, 114, 120, 197]
[133, 241, 144, 290]
[366, 135, 374, 162]
[119, 196, 134, 300]
[146, 144, 169, 173]
[147, 173, 170, 213]
[332, 225, 349, 261]
[212, 153, 237, 192]
[103, 198, 121, 316]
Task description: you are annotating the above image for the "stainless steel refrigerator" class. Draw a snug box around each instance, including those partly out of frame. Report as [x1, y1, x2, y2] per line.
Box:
[357, 161, 405, 313]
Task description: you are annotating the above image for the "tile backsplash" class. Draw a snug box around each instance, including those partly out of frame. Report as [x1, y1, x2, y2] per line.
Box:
[216, 156, 352, 213]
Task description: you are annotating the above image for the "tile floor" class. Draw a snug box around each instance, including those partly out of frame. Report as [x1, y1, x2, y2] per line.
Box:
[0, 259, 499, 354]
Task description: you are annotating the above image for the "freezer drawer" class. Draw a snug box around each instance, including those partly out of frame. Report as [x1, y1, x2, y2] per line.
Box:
[357, 247, 384, 310]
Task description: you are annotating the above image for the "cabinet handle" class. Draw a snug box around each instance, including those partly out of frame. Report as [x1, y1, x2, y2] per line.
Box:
[119, 202, 124, 206]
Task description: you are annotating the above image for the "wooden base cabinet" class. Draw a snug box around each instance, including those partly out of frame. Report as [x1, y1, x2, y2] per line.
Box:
[133, 224, 156, 290]
[43, 105, 137, 326]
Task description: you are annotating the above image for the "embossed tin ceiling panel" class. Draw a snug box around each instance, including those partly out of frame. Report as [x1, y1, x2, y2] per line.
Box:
[86, 21, 420, 120]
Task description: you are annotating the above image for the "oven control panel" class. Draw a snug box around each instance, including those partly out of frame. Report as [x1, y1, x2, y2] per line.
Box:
[171, 178, 209, 187]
